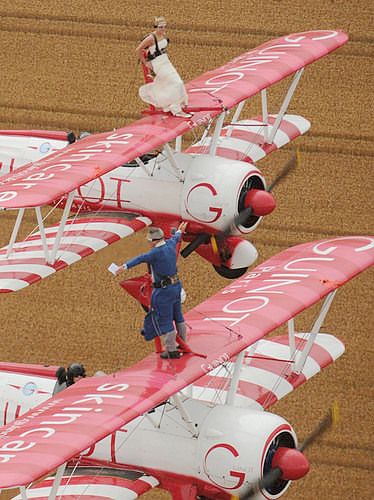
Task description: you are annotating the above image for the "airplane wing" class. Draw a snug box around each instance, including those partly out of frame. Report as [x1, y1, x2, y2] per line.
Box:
[186, 30, 348, 109]
[0, 215, 151, 292]
[0, 236, 372, 489]
[0, 30, 347, 210]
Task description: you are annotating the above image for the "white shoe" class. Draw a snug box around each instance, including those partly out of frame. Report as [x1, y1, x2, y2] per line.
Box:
[173, 111, 192, 118]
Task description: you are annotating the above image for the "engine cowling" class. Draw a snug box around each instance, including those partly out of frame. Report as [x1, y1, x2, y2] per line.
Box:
[197, 405, 297, 499]
[181, 156, 267, 235]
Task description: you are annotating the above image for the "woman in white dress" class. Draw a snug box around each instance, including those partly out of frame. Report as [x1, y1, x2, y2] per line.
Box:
[136, 17, 190, 118]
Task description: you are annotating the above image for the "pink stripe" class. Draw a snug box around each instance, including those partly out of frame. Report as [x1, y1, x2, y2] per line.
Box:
[187, 145, 253, 163]
[26, 229, 121, 244]
[0, 271, 42, 285]
[0, 243, 94, 259]
[270, 335, 334, 367]
[37, 474, 156, 494]
[0, 130, 70, 141]
[194, 373, 279, 406]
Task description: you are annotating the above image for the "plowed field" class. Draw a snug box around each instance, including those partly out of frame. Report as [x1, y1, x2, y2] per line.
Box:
[0, 2, 373, 499]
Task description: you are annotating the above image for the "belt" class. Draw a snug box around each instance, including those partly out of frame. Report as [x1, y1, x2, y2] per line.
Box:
[153, 273, 179, 288]
[147, 49, 167, 61]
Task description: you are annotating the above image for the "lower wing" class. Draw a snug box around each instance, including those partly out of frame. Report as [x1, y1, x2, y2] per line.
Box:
[0, 215, 151, 292]
[12, 467, 159, 499]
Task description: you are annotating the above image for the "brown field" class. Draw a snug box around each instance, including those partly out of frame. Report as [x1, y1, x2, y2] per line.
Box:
[0, 1, 373, 499]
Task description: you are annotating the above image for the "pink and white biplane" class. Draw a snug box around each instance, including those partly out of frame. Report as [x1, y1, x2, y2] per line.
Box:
[0, 30, 348, 292]
[0, 236, 373, 499]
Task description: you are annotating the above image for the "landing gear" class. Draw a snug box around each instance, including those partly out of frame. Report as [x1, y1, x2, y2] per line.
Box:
[213, 264, 248, 279]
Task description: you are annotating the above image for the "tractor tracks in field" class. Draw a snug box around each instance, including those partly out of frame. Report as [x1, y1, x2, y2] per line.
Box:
[0, 13, 373, 56]
[309, 440, 374, 472]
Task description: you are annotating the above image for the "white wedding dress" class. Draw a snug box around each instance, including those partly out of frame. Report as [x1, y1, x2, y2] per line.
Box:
[139, 38, 188, 115]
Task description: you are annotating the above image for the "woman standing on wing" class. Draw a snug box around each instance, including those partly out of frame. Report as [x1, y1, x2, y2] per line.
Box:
[136, 16, 190, 118]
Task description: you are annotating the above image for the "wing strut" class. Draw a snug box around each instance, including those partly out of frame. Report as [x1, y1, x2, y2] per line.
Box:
[47, 462, 67, 500]
[209, 111, 226, 156]
[164, 144, 184, 181]
[267, 68, 304, 144]
[225, 349, 245, 405]
[48, 192, 75, 264]
[293, 290, 337, 374]
[6, 208, 25, 257]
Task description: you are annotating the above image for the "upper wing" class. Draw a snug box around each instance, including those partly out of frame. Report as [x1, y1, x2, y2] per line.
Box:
[186, 30, 348, 109]
[0, 30, 347, 210]
[0, 215, 151, 292]
[0, 236, 372, 489]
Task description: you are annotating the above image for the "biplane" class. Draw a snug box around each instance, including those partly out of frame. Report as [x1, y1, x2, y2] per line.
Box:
[0, 236, 373, 499]
[0, 30, 348, 292]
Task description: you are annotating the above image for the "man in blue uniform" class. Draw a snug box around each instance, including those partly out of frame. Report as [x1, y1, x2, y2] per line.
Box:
[116, 222, 187, 359]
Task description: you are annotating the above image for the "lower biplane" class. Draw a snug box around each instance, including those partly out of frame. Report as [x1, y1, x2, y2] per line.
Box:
[0, 236, 372, 499]
[0, 30, 348, 292]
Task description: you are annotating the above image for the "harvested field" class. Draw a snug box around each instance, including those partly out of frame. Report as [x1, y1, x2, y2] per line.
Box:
[0, 1, 373, 499]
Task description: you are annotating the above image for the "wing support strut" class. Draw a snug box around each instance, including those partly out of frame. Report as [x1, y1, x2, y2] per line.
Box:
[209, 111, 226, 156]
[48, 192, 75, 264]
[135, 156, 152, 176]
[267, 68, 304, 144]
[293, 290, 337, 374]
[171, 394, 198, 436]
[47, 462, 67, 500]
[163, 143, 184, 181]
[6, 208, 25, 257]
[225, 350, 245, 406]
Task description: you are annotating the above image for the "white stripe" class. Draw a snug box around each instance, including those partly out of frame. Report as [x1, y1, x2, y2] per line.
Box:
[252, 338, 320, 378]
[13, 483, 142, 499]
[239, 366, 294, 398]
[279, 114, 311, 132]
[0, 249, 81, 265]
[41, 222, 136, 238]
[187, 385, 263, 410]
[140, 476, 159, 487]
[297, 333, 345, 360]
[0, 263, 56, 278]
[4, 235, 108, 253]
[266, 127, 291, 148]
[0, 278, 29, 291]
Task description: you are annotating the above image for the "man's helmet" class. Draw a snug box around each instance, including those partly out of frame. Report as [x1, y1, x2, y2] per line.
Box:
[147, 227, 164, 241]
[67, 362, 86, 383]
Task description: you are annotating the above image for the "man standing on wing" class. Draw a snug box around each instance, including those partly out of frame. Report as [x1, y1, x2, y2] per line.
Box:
[115, 222, 187, 359]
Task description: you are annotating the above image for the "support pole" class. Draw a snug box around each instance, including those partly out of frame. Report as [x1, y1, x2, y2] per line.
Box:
[164, 143, 184, 181]
[172, 393, 197, 436]
[226, 101, 245, 137]
[209, 111, 226, 156]
[261, 89, 269, 143]
[6, 208, 25, 257]
[48, 192, 75, 265]
[225, 350, 245, 406]
[35, 206, 50, 262]
[19, 487, 28, 500]
[267, 68, 304, 144]
[48, 462, 67, 500]
[294, 290, 337, 374]
[288, 318, 296, 359]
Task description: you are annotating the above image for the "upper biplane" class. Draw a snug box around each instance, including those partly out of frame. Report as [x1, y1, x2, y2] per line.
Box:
[0, 30, 348, 292]
[0, 236, 372, 499]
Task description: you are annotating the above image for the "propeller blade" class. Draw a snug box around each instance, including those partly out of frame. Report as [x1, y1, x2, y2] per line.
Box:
[180, 233, 210, 258]
[266, 153, 297, 193]
[299, 401, 340, 452]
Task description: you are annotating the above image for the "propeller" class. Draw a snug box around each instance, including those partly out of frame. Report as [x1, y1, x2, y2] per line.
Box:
[243, 401, 340, 499]
[181, 153, 298, 259]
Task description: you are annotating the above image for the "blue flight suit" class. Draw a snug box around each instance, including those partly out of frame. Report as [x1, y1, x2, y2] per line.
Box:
[124, 231, 184, 341]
